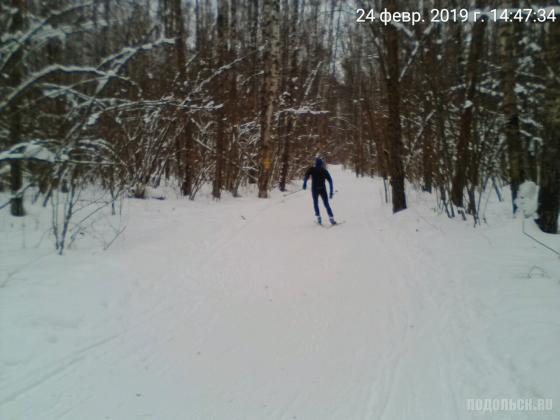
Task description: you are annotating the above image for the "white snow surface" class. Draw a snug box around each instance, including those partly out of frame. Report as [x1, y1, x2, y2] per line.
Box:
[1, 166, 559, 420]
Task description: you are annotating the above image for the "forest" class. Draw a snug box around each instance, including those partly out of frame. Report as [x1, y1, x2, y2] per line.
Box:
[1, 0, 559, 251]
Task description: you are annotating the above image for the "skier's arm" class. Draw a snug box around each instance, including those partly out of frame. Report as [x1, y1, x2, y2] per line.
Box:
[303, 168, 311, 189]
[326, 171, 334, 197]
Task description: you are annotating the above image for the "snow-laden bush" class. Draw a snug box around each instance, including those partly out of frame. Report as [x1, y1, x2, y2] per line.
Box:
[0, 138, 124, 254]
[0, 140, 57, 163]
[515, 181, 538, 218]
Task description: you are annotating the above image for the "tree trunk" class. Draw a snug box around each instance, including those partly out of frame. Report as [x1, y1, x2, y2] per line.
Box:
[279, 0, 298, 192]
[227, 0, 240, 196]
[451, 9, 486, 209]
[537, 21, 560, 233]
[194, 0, 202, 50]
[422, 120, 434, 193]
[258, 0, 281, 198]
[384, 0, 406, 213]
[8, 0, 26, 216]
[420, 14, 434, 193]
[498, 7, 524, 214]
[212, 0, 229, 199]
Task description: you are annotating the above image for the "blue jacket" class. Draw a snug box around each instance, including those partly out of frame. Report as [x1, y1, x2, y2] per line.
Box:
[303, 159, 333, 195]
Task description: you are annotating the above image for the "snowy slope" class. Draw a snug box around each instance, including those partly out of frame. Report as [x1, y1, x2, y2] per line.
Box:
[1, 166, 559, 420]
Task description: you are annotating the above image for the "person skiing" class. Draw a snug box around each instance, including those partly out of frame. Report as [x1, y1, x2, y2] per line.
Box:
[303, 158, 336, 225]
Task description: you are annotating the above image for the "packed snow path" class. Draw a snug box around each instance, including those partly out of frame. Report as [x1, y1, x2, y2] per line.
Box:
[1, 167, 559, 419]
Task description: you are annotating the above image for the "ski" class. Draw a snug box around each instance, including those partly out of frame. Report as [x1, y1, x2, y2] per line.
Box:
[315, 220, 345, 228]
[324, 220, 345, 228]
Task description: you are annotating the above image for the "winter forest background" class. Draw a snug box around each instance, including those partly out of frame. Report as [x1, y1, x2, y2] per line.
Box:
[1, 0, 559, 247]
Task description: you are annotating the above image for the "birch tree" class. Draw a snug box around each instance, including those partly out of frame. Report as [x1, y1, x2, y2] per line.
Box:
[258, 0, 281, 198]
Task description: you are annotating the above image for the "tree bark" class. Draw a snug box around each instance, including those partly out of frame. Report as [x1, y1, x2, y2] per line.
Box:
[384, 0, 406, 213]
[279, 0, 298, 192]
[9, 0, 26, 216]
[537, 21, 560, 233]
[212, 0, 229, 199]
[258, 0, 281, 198]
[451, 8, 486, 209]
[169, 0, 193, 197]
[498, 5, 524, 214]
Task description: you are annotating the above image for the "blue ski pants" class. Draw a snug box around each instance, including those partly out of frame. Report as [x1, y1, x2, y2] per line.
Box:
[312, 189, 333, 217]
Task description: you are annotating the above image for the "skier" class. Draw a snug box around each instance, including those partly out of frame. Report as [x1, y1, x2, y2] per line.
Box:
[303, 158, 336, 225]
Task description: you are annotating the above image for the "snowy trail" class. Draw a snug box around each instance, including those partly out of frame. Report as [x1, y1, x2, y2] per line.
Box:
[2, 167, 559, 419]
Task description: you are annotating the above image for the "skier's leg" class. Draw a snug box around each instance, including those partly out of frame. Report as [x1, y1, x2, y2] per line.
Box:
[320, 190, 336, 224]
[320, 189, 334, 218]
[312, 190, 321, 223]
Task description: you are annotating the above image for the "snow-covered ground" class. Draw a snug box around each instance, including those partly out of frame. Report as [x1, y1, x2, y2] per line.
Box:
[1, 166, 559, 420]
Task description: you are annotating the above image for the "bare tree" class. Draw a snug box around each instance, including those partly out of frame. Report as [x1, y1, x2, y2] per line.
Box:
[498, 3, 524, 214]
[257, 0, 281, 198]
[451, 1, 487, 212]
[6, 0, 26, 216]
[383, 0, 406, 212]
[537, 21, 560, 233]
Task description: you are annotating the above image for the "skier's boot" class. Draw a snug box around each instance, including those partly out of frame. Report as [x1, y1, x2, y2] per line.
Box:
[316, 216, 322, 225]
[329, 217, 337, 225]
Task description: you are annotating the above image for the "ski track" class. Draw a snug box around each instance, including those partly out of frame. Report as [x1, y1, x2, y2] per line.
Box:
[1, 167, 559, 419]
